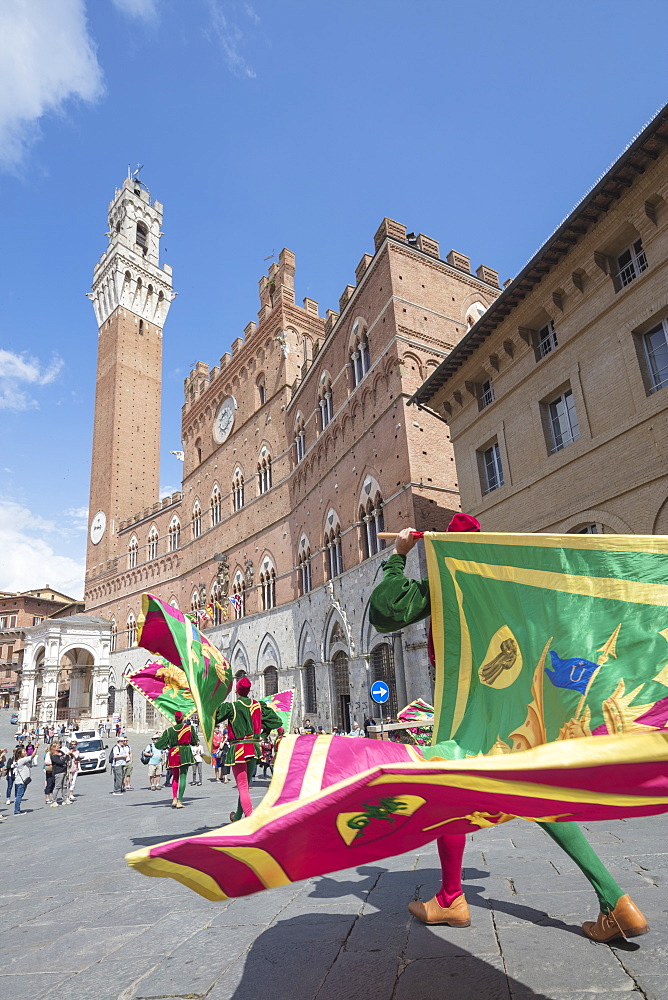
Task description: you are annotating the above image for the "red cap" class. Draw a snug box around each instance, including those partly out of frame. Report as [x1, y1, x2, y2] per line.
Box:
[236, 677, 252, 694]
[447, 513, 481, 533]
[174, 710, 184, 722]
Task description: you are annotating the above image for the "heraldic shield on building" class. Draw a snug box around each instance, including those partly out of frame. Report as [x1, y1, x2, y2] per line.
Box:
[67, 172, 502, 731]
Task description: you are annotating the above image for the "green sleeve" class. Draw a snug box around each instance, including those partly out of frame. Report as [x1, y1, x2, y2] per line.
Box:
[369, 553, 431, 632]
[215, 702, 233, 725]
[261, 703, 283, 734]
[153, 728, 173, 750]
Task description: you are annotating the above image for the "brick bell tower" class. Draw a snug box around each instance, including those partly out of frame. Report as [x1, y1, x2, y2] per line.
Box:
[85, 174, 174, 582]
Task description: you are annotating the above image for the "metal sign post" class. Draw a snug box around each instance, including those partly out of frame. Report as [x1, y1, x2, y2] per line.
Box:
[370, 681, 390, 740]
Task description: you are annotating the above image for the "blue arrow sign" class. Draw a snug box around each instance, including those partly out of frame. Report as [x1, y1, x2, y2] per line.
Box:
[370, 681, 390, 705]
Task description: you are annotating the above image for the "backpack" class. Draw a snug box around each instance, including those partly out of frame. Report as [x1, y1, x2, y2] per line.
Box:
[140, 744, 152, 765]
[108, 747, 115, 764]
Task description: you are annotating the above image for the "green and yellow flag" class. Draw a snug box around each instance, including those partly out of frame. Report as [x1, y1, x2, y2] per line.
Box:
[424, 531, 668, 759]
[137, 593, 232, 753]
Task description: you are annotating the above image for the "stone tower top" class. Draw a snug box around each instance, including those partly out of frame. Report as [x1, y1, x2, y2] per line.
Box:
[89, 175, 174, 328]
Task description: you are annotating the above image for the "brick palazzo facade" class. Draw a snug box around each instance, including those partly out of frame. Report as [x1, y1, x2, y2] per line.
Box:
[414, 103, 668, 539]
[83, 179, 500, 731]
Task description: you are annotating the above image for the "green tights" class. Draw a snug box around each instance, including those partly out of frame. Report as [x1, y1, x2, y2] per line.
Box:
[538, 821, 623, 913]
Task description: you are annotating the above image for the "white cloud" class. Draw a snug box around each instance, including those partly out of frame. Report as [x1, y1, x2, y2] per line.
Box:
[110, 0, 159, 21]
[0, 0, 103, 169]
[0, 500, 85, 598]
[207, 0, 257, 79]
[0, 349, 64, 411]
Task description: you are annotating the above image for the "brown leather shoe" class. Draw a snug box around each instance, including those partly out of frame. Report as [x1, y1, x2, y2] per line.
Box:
[582, 894, 649, 942]
[408, 893, 471, 926]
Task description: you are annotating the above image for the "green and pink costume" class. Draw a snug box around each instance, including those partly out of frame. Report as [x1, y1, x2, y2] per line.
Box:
[369, 515, 627, 917]
[216, 678, 281, 820]
[155, 715, 196, 804]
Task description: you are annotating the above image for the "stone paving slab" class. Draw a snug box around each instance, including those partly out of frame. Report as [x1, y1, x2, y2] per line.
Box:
[496, 923, 635, 995]
[2, 720, 668, 999]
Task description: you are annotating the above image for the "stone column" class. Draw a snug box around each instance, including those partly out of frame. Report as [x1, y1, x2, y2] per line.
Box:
[18, 668, 37, 725]
[91, 638, 111, 725]
[40, 658, 60, 724]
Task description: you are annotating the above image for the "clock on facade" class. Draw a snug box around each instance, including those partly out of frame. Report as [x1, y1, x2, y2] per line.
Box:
[90, 510, 106, 545]
[213, 396, 236, 444]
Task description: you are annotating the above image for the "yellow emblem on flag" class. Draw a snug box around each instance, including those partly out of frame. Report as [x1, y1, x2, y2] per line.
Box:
[478, 625, 523, 689]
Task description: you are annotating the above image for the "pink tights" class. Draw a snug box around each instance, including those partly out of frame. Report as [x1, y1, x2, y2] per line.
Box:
[232, 762, 253, 817]
[436, 834, 466, 908]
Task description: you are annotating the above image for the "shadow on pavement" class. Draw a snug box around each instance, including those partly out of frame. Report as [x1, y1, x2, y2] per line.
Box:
[223, 912, 560, 1000]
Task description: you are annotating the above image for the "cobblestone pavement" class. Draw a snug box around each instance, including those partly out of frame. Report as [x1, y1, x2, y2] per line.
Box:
[2, 720, 668, 1000]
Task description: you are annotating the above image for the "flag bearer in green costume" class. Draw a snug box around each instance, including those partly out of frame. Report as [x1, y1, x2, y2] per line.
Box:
[369, 516, 649, 943]
[216, 677, 282, 823]
[154, 710, 197, 808]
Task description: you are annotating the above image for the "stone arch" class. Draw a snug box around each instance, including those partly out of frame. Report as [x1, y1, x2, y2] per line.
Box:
[258, 632, 281, 674]
[401, 351, 423, 376]
[231, 642, 250, 677]
[559, 509, 634, 535]
[297, 620, 318, 665]
[653, 496, 668, 535]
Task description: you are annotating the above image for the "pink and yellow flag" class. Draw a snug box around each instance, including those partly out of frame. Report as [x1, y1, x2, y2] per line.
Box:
[126, 729, 668, 900]
[126, 532, 668, 899]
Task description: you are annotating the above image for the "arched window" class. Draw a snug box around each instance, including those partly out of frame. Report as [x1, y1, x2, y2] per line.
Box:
[232, 570, 245, 619]
[192, 501, 202, 539]
[257, 375, 266, 406]
[191, 589, 201, 613]
[465, 301, 487, 328]
[110, 619, 117, 653]
[136, 221, 148, 254]
[195, 438, 202, 465]
[303, 659, 317, 714]
[168, 515, 180, 552]
[264, 665, 278, 697]
[294, 413, 306, 464]
[232, 467, 245, 511]
[298, 535, 312, 595]
[324, 510, 343, 579]
[318, 373, 333, 430]
[350, 320, 371, 387]
[370, 643, 398, 719]
[128, 535, 139, 569]
[147, 526, 158, 561]
[210, 485, 222, 527]
[260, 557, 276, 611]
[127, 612, 137, 648]
[359, 483, 385, 560]
[258, 448, 272, 495]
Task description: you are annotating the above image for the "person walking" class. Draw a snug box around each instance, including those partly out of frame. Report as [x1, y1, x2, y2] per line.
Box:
[190, 743, 203, 786]
[4, 750, 15, 806]
[43, 745, 54, 806]
[110, 736, 130, 795]
[66, 741, 81, 802]
[49, 742, 71, 807]
[259, 735, 273, 778]
[123, 742, 134, 791]
[13, 742, 40, 815]
[144, 734, 163, 791]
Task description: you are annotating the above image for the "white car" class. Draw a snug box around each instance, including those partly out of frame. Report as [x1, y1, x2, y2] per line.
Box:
[75, 737, 107, 774]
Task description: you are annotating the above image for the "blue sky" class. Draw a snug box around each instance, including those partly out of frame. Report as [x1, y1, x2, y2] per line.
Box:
[0, 0, 667, 598]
